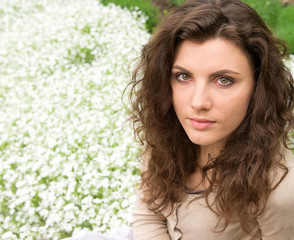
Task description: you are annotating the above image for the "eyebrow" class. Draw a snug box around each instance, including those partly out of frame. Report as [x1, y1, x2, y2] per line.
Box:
[172, 65, 241, 77]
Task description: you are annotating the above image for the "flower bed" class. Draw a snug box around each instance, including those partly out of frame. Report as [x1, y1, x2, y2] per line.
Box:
[0, 1, 293, 240]
[0, 0, 149, 239]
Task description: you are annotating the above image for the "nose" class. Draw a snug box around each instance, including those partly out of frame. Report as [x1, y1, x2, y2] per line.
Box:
[191, 81, 212, 111]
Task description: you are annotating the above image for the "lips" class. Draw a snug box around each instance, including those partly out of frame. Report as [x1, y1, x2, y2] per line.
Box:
[189, 118, 215, 130]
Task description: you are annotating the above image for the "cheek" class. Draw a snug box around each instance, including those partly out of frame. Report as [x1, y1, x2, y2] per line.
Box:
[172, 84, 191, 104]
[223, 95, 251, 127]
[172, 89, 188, 113]
[172, 95, 183, 121]
[227, 83, 253, 112]
[171, 87, 180, 107]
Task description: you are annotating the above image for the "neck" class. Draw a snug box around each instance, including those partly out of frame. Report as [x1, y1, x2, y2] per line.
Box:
[199, 145, 223, 167]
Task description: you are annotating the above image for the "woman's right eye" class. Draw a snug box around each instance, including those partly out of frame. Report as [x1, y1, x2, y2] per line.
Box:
[176, 73, 191, 82]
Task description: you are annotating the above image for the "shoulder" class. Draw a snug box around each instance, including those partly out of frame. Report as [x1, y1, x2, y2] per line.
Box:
[256, 150, 294, 237]
[278, 148, 294, 188]
[284, 148, 294, 167]
[274, 149, 294, 189]
[268, 149, 294, 205]
[256, 149, 294, 219]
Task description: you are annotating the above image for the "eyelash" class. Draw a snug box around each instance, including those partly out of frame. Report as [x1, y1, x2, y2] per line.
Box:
[174, 73, 234, 87]
[216, 76, 234, 87]
[175, 73, 191, 82]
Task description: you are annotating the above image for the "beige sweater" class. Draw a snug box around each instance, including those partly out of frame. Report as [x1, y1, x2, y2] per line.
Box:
[132, 150, 294, 240]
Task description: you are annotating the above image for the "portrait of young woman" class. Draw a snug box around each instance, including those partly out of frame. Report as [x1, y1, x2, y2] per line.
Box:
[130, 0, 294, 239]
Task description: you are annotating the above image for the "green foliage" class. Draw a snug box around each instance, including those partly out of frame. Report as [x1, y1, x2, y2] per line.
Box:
[169, 0, 185, 5]
[168, 0, 294, 54]
[242, 0, 294, 53]
[276, 5, 294, 54]
[100, 0, 293, 53]
[66, 46, 96, 65]
[100, 0, 160, 32]
[242, 0, 282, 28]
[0, 141, 9, 151]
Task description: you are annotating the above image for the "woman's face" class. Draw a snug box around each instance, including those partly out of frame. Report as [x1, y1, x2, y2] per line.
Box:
[171, 38, 254, 154]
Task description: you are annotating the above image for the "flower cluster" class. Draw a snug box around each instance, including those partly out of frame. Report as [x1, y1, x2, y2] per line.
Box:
[0, 0, 149, 239]
[285, 55, 294, 74]
[0, 1, 294, 240]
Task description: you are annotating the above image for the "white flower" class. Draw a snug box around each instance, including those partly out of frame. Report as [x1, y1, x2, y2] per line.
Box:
[0, 0, 148, 238]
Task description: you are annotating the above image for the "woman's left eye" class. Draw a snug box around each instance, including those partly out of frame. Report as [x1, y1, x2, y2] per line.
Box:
[216, 76, 233, 86]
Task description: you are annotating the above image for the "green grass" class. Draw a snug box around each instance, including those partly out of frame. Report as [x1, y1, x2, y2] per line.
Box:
[100, 0, 160, 32]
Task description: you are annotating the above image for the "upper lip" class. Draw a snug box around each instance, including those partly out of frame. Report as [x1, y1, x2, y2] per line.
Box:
[189, 118, 215, 123]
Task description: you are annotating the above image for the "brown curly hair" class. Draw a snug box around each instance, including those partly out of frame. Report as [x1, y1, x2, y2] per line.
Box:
[128, 0, 294, 236]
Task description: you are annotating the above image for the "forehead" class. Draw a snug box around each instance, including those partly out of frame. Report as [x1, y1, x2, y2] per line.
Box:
[173, 38, 253, 74]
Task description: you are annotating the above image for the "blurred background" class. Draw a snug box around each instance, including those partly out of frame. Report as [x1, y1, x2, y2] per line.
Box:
[0, 0, 293, 239]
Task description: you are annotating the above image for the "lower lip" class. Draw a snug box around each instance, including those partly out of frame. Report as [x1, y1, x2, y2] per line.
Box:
[190, 119, 215, 130]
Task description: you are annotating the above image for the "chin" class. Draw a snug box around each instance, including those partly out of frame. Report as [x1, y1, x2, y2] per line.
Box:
[188, 138, 212, 146]
[187, 135, 226, 150]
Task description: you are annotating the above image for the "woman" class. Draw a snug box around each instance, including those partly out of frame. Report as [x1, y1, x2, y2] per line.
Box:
[130, 0, 294, 239]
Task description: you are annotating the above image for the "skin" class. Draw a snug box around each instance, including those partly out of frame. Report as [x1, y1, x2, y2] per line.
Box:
[171, 38, 254, 188]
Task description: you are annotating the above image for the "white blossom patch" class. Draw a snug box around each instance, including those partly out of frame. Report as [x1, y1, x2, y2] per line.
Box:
[285, 55, 294, 76]
[1, 1, 294, 240]
[0, 0, 149, 239]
